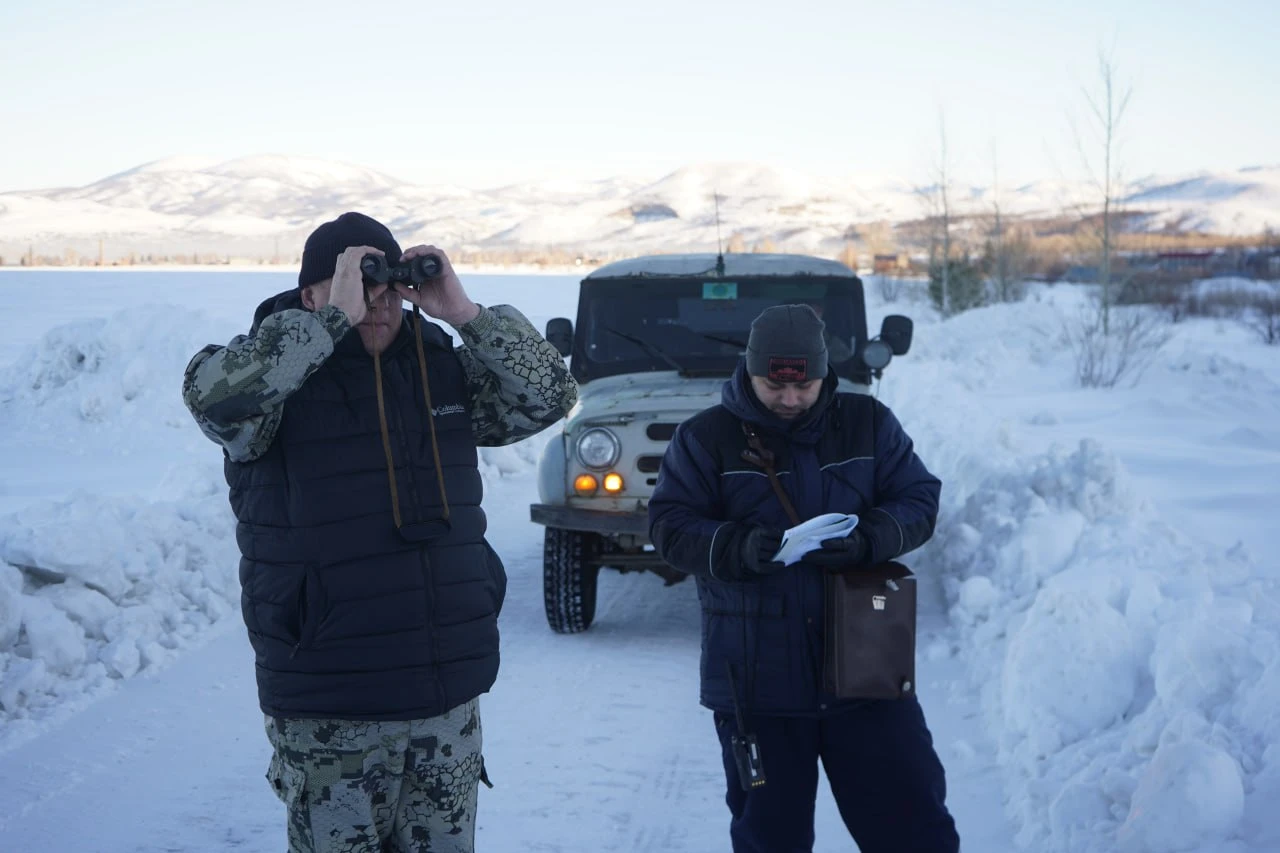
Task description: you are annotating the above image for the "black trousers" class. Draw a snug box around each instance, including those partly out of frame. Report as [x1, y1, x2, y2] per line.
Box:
[714, 696, 960, 853]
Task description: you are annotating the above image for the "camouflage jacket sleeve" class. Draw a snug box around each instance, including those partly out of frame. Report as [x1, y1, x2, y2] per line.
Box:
[181, 305, 351, 462]
[454, 304, 578, 447]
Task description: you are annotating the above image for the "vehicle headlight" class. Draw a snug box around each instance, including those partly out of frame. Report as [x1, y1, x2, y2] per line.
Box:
[861, 339, 893, 370]
[576, 428, 621, 469]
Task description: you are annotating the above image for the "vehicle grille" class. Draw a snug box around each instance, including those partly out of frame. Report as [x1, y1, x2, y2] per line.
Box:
[646, 423, 678, 441]
[636, 455, 663, 473]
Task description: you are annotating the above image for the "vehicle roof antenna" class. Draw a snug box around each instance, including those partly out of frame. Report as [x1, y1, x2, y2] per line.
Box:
[714, 192, 726, 277]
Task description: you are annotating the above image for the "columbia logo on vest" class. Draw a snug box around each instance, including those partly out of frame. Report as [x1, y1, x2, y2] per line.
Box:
[872, 595, 886, 611]
[432, 404, 466, 416]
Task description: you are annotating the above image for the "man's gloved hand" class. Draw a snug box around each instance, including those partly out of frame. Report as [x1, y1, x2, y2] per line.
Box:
[741, 527, 786, 576]
[804, 530, 870, 571]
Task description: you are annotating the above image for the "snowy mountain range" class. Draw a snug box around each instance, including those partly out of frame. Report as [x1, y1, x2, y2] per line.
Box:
[1, 155, 1277, 262]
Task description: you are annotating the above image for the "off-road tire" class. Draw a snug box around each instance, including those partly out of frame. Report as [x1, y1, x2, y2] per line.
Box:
[543, 527, 601, 633]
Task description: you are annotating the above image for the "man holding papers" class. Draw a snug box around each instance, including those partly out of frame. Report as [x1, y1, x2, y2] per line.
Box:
[648, 304, 958, 853]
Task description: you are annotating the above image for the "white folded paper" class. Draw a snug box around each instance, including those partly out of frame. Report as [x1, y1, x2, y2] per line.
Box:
[772, 512, 859, 566]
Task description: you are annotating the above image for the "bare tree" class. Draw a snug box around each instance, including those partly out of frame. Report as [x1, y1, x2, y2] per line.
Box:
[1056, 45, 1167, 387]
[990, 140, 1006, 295]
[916, 111, 975, 315]
[986, 141, 1027, 302]
[876, 273, 906, 304]
[934, 114, 953, 316]
[1062, 301, 1169, 388]
[917, 111, 987, 316]
[1242, 286, 1280, 345]
[1074, 47, 1133, 333]
[1263, 226, 1280, 280]
[922, 113, 958, 316]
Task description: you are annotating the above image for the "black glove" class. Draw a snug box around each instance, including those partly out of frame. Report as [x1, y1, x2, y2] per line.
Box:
[741, 527, 786, 576]
[803, 530, 870, 571]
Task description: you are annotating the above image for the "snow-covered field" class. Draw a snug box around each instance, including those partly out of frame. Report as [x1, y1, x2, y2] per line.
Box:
[0, 269, 1276, 852]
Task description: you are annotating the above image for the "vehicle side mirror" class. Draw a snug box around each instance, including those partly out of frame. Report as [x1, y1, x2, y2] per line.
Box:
[546, 317, 574, 357]
[879, 315, 913, 356]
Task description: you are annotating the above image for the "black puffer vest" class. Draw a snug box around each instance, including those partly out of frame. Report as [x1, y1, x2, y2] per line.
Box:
[227, 295, 506, 720]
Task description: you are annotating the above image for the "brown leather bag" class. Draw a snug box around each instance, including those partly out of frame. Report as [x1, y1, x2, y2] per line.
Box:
[741, 422, 918, 701]
[824, 563, 917, 699]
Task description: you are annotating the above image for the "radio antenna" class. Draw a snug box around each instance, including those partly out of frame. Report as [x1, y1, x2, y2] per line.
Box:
[714, 192, 726, 277]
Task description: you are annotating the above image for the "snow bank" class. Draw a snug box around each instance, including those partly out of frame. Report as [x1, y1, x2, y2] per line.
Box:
[0, 484, 239, 717]
[881, 288, 1280, 853]
[0, 302, 207, 432]
[0, 307, 243, 744]
[930, 438, 1275, 851]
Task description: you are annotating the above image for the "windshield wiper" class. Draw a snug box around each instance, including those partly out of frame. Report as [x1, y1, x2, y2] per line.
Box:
[603, 326, 690, 375]
[697, 332, 747, 349]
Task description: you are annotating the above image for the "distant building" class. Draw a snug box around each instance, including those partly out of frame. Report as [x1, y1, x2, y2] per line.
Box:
[1155, 250, 1215, 275]
[1062, 265, 1100, 283]
[1241, 248, 1280, 279]
[872, 253, 905, 273]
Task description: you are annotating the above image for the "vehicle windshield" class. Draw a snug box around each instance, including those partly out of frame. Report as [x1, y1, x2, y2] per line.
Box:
[572, 277, 864, 382]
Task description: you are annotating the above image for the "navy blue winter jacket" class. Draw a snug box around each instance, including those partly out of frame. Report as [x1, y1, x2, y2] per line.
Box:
[648, 362, 941, 716]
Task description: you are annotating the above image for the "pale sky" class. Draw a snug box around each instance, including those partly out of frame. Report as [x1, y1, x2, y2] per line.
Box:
[1, 0, 1275, 192]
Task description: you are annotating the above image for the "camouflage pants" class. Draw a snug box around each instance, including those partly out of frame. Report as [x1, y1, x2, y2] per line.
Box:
[265, 699, 484, 853]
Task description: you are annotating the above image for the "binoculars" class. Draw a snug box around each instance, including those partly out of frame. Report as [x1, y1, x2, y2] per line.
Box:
[360, 253, 443, 288]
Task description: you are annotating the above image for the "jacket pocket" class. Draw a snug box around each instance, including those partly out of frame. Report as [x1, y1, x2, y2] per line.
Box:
[701, 588, 787, 671]
[290, 565, 327, 655]
[700, 587, 791, 709]
[700, 582, 785, 618]
[482, 541, 508, 617]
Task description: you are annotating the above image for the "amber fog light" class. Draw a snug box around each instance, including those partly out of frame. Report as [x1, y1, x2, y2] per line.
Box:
[602, 473, 624, 493]
[574, 474, 599, 496]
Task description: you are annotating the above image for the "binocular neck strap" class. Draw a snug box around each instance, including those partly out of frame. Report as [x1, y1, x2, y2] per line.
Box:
[412, 307, 451, 521]
[373, 349, 403, 529]
[370, 308, 453, 531]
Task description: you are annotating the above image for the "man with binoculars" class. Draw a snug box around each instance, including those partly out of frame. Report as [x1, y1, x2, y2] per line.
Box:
[182, 211, 578, 852]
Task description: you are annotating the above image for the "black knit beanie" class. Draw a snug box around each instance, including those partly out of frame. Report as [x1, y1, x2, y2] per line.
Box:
[297, 212, 403, 289]
[746, 304, 829, 382]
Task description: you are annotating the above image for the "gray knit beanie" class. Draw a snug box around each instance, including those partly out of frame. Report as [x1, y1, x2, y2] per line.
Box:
[745, 304, 829, 382]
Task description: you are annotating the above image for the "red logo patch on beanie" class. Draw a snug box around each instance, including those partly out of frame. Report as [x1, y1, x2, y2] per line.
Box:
[768, 357, 808, 382]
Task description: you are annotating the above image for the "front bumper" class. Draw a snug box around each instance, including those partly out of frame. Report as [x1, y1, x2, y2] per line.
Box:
[529, 504, 650, 537]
